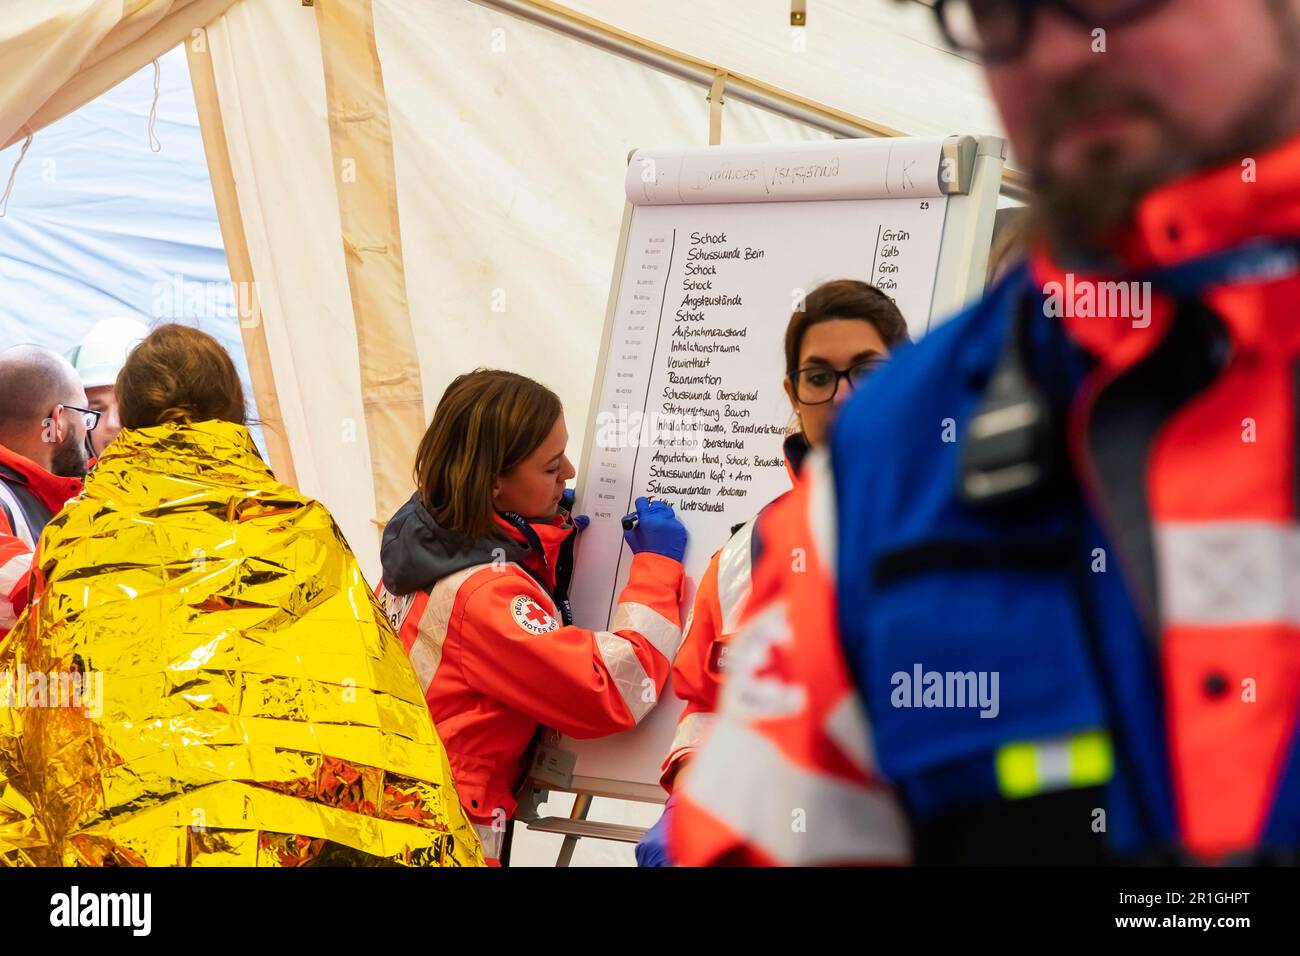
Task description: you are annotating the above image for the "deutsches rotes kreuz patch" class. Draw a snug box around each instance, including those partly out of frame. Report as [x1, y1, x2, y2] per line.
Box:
[511, 595, 559, 634]
[380, 586, 416, 632]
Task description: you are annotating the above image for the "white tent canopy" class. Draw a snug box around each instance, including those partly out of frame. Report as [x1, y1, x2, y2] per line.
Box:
[1, 0, 1007, 581]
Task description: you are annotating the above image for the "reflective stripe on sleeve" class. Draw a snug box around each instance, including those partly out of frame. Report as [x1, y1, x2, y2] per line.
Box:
[0, 549, 32, 629]
[0, 549, 33, 605]
[0, 482, 34, 549]
[408, 634, 441, 697]
[822, 691, 877, 777]
[594, 630, 657, 723]
[472, 822, 504, 861]
[408, 564, 492, 695]
[611, 600, 683, 660]
[682, 716, 911, 865]
[716, 519, 756, 635]
[805, 449, 837, 581]
[669, 710, 717, 756]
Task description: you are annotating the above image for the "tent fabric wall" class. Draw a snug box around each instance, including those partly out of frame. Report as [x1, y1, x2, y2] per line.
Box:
[0, 0, 238, 150]
[564, 0, 1006, 146]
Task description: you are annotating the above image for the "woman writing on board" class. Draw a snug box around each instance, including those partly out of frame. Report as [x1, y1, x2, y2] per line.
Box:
[378, 369, 689, 865]
[639, 279, 910, 866]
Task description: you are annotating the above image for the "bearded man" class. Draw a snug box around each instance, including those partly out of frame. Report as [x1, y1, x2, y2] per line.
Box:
[0, 346, 91, 640]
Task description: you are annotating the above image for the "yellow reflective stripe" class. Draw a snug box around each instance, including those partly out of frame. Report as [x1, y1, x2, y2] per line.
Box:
[995, 742, 1040, 799]
[1068, 729, 1114, 786]
[995, 730, 1113, 800]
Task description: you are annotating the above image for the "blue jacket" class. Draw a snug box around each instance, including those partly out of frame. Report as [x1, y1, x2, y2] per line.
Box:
[830, 265, 1300, 863]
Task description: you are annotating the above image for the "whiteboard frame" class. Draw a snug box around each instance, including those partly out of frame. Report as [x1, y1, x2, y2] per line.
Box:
[929, 135, 1008, 331]
[548, 135, 1007, 804]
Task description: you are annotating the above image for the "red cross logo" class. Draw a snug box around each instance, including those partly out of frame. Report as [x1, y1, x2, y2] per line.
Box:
[752, 640, 793, 683]
[511, 595, 558, 634]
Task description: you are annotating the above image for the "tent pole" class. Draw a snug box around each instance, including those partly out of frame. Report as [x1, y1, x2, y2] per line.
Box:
[468, 0, 1030, 202]
[187, 30, 300, 486]
[314, 0, 428, 535]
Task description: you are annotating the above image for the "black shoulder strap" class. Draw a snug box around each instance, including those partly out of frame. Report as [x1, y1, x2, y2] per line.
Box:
[552, 527, 577, 627]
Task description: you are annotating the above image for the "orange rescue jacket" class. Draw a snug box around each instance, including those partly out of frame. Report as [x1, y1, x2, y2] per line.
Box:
[379, 493, 685, 856]
[661, 434, 808, 790]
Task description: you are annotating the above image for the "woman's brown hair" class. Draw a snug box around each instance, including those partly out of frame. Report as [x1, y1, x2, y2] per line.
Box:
[415, 369, 563, 539]
[784, 279, 910, 373]
[117, 323, 247, 429]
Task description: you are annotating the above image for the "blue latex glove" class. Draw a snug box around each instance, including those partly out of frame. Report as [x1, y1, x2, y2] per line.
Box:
[622, 497, 687, 562]
[560, 488, 589, 531]
[635, 796, 675, 867]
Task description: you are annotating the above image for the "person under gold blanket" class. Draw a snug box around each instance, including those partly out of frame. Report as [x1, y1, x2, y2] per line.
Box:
[0, 324, 483, 867]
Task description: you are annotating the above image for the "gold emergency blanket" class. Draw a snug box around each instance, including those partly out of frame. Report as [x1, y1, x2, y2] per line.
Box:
[0, 421, 483, 866]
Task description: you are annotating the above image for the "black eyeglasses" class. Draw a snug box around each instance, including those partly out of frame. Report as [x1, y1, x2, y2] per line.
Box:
[789, 359, 887, 405]
[60, 404, 101, 432]
[932, 0, 1177, 64]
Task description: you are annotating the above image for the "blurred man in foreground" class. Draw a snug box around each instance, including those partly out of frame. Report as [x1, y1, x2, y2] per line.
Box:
[0, 346, 90, 639]
[673, 0, 1300, 865]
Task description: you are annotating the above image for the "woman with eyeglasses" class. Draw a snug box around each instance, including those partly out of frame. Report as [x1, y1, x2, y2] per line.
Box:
[637, 278, 910, 866]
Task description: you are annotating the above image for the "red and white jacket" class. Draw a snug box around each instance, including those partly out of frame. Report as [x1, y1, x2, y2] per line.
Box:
[670, 456, 911, 865]
[378, 494, 685, 860]
[0, 443, 82, 639]
[661, 434, 808, 790]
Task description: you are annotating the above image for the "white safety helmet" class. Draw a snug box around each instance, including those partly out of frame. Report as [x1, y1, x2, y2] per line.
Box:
[68, 317, 152, 389]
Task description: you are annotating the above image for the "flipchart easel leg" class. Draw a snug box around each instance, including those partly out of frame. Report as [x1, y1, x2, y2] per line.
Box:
[555, 793, 593, 867]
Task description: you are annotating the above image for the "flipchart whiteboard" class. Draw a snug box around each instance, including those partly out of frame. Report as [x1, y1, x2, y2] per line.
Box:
[535, 136, 1006, 803]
